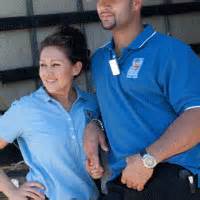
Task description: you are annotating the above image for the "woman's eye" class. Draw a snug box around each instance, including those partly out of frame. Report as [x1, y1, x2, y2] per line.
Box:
[52, 63, 61, 67]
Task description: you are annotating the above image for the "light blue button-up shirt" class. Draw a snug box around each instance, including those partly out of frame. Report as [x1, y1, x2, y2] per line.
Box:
[0, 86, 99, 200]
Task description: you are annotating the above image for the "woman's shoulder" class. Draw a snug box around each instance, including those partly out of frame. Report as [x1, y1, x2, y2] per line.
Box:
[10, 88, 42, 109]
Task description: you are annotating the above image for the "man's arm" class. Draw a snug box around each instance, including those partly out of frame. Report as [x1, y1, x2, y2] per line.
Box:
[121, 108, 200, 191]
[147, 107, 200, 163]
[84, 121, 108, 179]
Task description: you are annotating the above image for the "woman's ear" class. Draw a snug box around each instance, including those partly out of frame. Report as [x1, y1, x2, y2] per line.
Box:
[73, 61, 83, 76]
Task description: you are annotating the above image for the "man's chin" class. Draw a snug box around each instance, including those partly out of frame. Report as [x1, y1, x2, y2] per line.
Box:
[101, 22, 116, 30]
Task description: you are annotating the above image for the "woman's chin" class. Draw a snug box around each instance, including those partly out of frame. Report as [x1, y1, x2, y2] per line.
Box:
[45, 87, 58, 95]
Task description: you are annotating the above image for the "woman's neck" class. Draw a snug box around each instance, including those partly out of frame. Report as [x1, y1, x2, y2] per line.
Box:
[51, 87, 77, 111]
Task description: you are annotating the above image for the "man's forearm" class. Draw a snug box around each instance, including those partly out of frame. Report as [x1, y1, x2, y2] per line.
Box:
[147, 108, 200, 163]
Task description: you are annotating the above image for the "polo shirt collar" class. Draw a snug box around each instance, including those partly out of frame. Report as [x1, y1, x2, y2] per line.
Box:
[128, 24, 156, 49]
[105, 24, 157, 51]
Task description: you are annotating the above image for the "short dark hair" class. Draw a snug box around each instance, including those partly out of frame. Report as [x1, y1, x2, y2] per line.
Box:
[40, 26, 90, 74]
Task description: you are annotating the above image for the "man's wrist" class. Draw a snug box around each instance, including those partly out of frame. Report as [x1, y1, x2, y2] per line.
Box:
[139, 149, 158, 169]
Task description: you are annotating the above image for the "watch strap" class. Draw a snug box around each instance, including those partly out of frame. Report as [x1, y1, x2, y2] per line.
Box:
[139, 148, 148, 157]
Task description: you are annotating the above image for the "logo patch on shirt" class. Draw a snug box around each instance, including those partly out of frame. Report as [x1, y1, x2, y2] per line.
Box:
[127, 58, 144, 79]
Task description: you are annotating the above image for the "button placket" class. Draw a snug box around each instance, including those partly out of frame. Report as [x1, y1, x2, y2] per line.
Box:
[53, 99, 79, 151]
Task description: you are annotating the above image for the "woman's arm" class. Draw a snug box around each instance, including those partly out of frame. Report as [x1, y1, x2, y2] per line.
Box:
[0, 139, 45, 200]
[0, 140, 13, 197]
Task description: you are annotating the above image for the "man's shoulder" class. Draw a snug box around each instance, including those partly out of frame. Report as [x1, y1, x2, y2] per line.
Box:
[92, 41, 111, 59]
[149, 31, 191, 59]
[155, 32, 189, 49]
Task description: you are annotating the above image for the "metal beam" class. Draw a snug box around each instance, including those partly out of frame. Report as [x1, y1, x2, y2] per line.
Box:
[0, 2, 200, 31]
[26, 0, 39, 66]
[0, 11, 99, 31]
[142, 2, 200, 17]
[76, 0, 91, 91]
[0, 67, 38, 83]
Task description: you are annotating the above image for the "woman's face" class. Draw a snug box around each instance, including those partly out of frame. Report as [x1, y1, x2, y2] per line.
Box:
[39, 46, 82, 97]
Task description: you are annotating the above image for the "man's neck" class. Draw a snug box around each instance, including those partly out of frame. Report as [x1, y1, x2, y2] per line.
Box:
[112, 21, 143, 56]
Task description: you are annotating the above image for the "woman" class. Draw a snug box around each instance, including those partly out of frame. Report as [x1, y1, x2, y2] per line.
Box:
[0, 26, 99, 200]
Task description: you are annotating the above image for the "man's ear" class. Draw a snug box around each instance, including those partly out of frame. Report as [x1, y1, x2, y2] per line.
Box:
[132, 0, 143, 11]
[73, 61, 83, 76]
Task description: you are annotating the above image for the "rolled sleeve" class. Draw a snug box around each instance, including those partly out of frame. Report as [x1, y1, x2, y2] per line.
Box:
[0, 101, 23, 143]
[84, 93, 100, 123]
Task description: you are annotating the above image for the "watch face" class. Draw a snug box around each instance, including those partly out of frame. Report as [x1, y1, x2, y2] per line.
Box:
[143, 154, 157, 168]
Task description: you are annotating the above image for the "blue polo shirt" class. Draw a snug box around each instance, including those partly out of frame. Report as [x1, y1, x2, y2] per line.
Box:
[0, 86, 99, 200]
[91, 24, 200, 186]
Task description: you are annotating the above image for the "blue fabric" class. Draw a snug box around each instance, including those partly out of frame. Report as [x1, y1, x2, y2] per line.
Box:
[91, 24, 200, 186]
[0, 86, 99, 200]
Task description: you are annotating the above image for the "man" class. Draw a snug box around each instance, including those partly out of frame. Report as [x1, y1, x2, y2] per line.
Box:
[84, 0, 200, 199]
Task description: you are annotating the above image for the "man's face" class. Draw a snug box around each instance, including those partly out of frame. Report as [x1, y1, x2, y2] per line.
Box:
[97, 0, 135, 30]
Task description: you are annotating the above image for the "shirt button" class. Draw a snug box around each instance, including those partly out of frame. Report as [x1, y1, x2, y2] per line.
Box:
[71, 135, 76, 140]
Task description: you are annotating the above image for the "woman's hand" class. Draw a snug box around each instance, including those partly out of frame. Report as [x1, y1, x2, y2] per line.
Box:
[7, 181, 45, 200]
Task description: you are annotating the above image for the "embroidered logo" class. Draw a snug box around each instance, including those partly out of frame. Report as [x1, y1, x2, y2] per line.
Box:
[127, 58, 144, 79]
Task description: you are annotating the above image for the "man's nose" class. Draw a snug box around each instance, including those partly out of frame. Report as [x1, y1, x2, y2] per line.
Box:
[97, 0, 111, 8]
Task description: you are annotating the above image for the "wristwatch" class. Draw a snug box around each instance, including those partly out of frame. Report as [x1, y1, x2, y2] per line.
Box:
[139, 149, 157, 169]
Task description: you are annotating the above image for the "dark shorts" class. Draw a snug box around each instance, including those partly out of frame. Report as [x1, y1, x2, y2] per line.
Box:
[99, 163, 200, 200]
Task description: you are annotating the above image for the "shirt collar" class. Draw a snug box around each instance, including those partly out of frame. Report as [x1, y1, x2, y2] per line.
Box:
[105, 24, 157, 51]
[37, 84, 87, 103]
[36, 86, 51, 102]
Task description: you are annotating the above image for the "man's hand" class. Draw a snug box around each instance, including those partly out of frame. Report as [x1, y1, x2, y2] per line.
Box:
[84, 121, 108, 179]
[121, 154, 154, 191]
[6, 181, 45, 200]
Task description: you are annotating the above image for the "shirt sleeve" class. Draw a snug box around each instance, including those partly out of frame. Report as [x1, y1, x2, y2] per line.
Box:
[0, 100, 23, 143]
[160, 44, 200, 114]
[84, 93, 100, 123]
